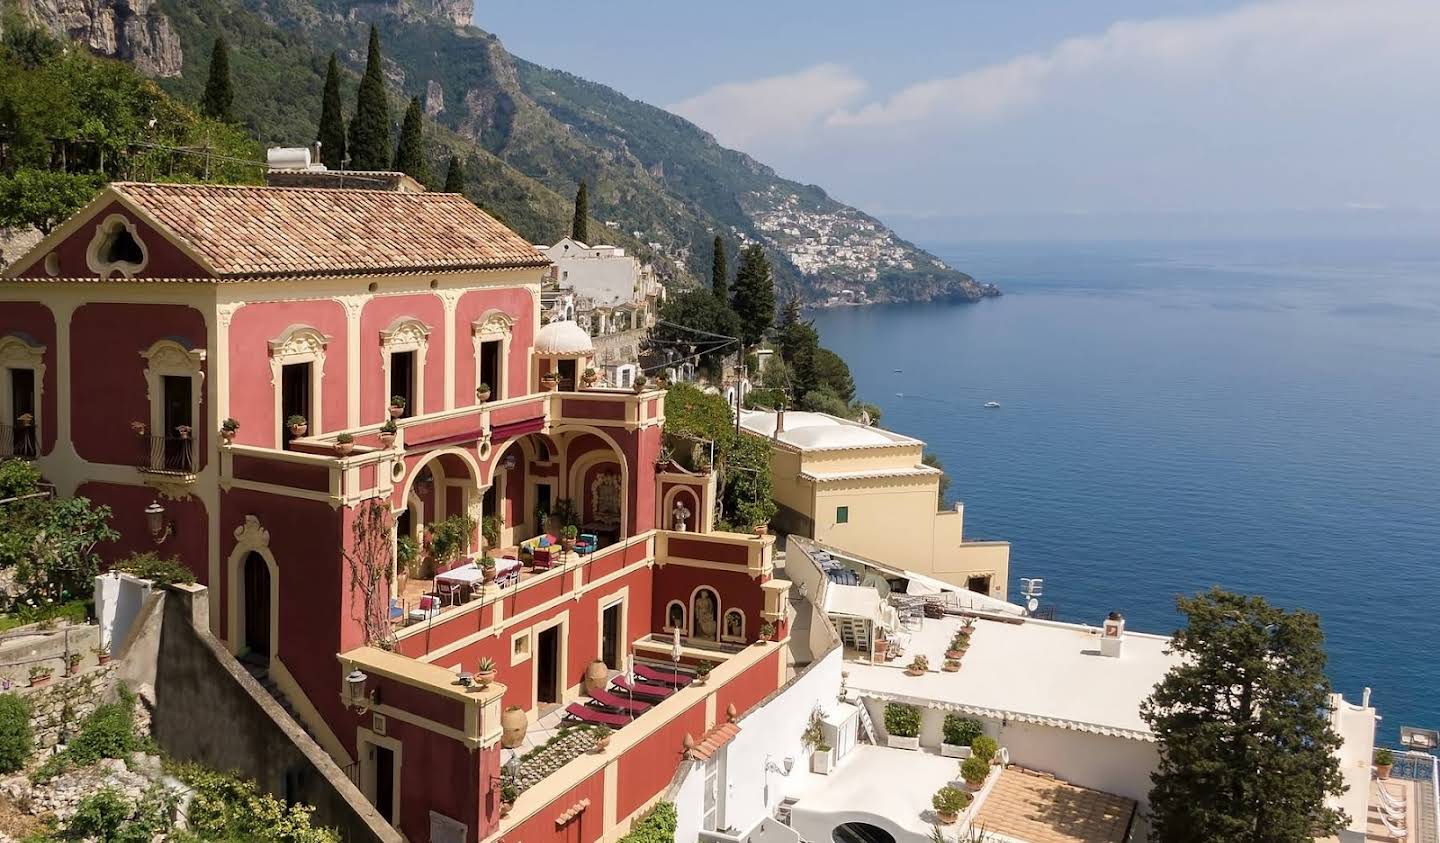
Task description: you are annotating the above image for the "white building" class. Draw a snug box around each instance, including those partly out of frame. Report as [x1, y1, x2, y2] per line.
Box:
[538, 238, 662, 308]
[537, 238, 665, 385]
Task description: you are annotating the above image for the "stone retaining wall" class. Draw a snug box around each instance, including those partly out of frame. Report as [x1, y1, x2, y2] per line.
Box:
[10, 663, 120, 754]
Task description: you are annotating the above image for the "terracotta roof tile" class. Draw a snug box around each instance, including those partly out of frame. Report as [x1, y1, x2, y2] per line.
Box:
[689, 722, 740, 761]
[111, 182, 550, 279]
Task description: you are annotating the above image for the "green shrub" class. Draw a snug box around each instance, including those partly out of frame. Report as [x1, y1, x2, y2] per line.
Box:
[942, 715, 983, 748]
[0, 694, 33, 772]
[1375, 748, 1394, 766]
[619, 801, 676, 843]
[970, 735, 999, 763]
[35, 688, 139, 782]
[884, 703, 920, 738]
[177, 763, 338, 842]
[0, 598, 91, 634]
[112, 552, 195, 586]
[961, 755, 990, 786]
[66, 788, 131, 840]
[931, 785, 971, 814]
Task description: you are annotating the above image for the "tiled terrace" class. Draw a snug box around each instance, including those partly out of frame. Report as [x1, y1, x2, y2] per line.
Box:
[974, 768, 1135, 843]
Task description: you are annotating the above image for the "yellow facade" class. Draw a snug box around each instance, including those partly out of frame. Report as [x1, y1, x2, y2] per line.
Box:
[741, 410, 1010, 599]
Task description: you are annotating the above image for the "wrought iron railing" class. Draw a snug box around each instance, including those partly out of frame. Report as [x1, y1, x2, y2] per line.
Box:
[1383, 748, 1439, 843]
[141, 435, 195, 475]
[0, 424, 38, 459]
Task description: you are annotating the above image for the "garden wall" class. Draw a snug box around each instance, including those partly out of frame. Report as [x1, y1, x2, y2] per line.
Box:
[9, 663, 119, 755]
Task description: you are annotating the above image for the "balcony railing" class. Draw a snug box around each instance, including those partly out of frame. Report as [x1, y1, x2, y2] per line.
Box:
[0, 424, 38, 459]
[140, 435, 195, 476]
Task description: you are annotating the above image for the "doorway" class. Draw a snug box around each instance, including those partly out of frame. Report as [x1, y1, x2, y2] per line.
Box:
[479, 339, 502, 400]
[161, 374, 193, 471]
[601, 602, 622, 670]
[280, 362, 311, 449]
[242, 552, 271, 662]
[557, 358, 577, 391]
[373, 744, 395, 823]
[389, 351, 416, 417]
[536, 624, 561, 705]
[360, 732, 401, 828]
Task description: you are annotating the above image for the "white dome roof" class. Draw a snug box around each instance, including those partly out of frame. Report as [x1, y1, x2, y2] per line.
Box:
[534, 320, 593, 356]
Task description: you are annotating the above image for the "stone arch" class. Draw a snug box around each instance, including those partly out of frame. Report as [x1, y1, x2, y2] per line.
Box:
[555, 424, 630, 536]
[661, 485, 701, 532]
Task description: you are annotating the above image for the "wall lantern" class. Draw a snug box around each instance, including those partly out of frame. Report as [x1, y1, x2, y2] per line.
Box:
[144, 501, 173, 545]
[346, 668, 370, 711]
[501, 453, 517, 472]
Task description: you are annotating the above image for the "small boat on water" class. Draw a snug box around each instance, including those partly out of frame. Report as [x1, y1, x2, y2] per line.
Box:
[984, 401, 1001, 408]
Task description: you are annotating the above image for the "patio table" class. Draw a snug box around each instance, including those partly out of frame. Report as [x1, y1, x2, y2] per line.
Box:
[436, 558, 523, 603]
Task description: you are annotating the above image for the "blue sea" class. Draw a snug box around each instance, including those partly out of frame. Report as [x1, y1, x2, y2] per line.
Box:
[809, 240, 1440, 741]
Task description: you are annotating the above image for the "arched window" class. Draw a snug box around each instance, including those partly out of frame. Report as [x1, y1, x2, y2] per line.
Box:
[833, 823, 896, 843]
[664, 600, 686, 633]
[85, 214, 149, 278]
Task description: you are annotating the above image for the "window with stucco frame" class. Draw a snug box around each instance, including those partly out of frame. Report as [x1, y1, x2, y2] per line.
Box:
[268, 325, 327, 444]
[0, 335, 45, 457]
[140, 339, 205, 466]
[471, 311, 512, 403]
[380, 317, 430, 417]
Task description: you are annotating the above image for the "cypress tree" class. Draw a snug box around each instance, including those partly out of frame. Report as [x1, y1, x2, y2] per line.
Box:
[710, 235, 728, 303]
[731, 245, 776, 348]
[316, 53, 346, 168]
[348, 25, 391, 171]
[571, 181, 589, 243]
[199, 37, 234, 123]
[443, 155, 465, 192]
[392, 96, 431, 184]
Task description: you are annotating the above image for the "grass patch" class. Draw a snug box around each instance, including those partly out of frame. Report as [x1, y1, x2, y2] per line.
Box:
[0, 599, 90, 635]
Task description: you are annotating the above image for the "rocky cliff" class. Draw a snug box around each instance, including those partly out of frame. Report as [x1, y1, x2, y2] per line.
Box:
[12, 0, 183, 76]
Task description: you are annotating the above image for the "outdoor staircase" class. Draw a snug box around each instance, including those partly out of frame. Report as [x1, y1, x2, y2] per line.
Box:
[239, 655, 315, 741]
[855, 698, 878, 745]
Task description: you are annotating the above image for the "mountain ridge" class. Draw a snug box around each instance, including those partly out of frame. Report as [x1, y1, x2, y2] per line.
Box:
[11, 0, 1000, 304]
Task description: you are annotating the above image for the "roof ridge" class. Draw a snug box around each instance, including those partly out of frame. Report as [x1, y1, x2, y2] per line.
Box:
[111, 180, 459, 197]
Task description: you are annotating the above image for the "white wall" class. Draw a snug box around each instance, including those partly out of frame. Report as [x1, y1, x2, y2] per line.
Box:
[673, 757, 706, 843]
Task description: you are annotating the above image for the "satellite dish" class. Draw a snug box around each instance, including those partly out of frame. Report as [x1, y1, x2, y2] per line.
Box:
[1026, 597, 1040, 613]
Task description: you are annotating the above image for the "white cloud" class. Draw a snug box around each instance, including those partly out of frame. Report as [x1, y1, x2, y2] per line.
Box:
[666, 64, 866, 148]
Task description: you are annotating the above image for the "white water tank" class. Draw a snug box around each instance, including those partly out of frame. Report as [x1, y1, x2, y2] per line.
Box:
[266, 146, 316, 170]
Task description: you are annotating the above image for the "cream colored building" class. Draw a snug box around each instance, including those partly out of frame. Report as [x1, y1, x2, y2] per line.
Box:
[739, 409, 1010, 598]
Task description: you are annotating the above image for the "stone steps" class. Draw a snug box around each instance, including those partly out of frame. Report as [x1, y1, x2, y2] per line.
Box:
[239, 658, 313, 740]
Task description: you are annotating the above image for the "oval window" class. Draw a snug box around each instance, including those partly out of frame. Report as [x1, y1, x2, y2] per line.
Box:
[833, 822, 896, 843]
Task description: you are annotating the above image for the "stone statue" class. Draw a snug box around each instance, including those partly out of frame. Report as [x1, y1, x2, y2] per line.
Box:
[671, 497, 692, 532]
[694, 589, 718, 641]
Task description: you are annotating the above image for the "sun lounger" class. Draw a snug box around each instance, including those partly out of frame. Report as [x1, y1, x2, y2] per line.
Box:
[613, 675, 675, 701]
[633, 663, 693, 687]
[563, 703, 631, 729]
[588, 687, 652, 715]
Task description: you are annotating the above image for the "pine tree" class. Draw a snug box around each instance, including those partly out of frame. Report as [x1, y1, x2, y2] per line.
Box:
[731, 245, 776, 348]
[199, 37, 234, 123]
[443, 155, 465, 192]
[571, 181, 589, 243]
[392, 97, 431, 184]
[348, 25, 391, 171]
[1141, 589, 1346, 843]
[711, 235, 729, 303]
[316, 53, 346, 168]
[776, 297, 818, 396]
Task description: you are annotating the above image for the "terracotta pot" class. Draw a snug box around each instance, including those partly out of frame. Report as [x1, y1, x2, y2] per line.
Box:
[379, 431, 396, 447]
[540, 377, 558, 392]
[500, 802, 512, 818]
[482, 567, 496, 583]
[335, 442, 354, 456]
[633, 383, 646, 394]
[937, 811, 958, 825]
[389, 405, 404, 418]
[593, 734, 611, 753]
[942, 662, 960, 673]
[561, 538, 576, 553]
[501, 706, 528, 748]
[1377, 763, 1393, 780]
[905, 668, 925, 677]
[873, 640, 889, 660]
[753, 524, 769, 536]
[29, 675, 51, 688]
[96, 654, 110, 665]
[945, 649, 963, 660]
[476, 669, 496, 687]
[584, 660, 609, 695]
[476, 387, 492, 402]
[289, 423, 308, 437]
[220, 429, 236, 445]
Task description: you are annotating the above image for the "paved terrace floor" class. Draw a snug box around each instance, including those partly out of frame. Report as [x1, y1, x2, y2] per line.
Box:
[974, 768, 1134, 843]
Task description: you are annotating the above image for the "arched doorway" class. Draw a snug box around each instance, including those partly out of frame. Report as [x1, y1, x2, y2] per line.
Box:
[242, 551, 271, 661]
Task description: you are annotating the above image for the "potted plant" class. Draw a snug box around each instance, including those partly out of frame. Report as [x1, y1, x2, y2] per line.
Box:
[286, 414, 308, 437]
[961, 755, 989, 789]
[971, 735, 999, 765]
[16, 412, 33, 428]
[93, 645, 111, 666]
[560, 524, 578, 552]
[175, 424, 192, 440]
[884, 702, 921, 750]
[540, 371, 559, 392]
[945, 631, 971, 660]
[905, 655, 930, 676]
[476, 383, 492, 402]
[379, 417, 397, 447]
[220, 417, 239, 445]
[334, 431, 355, 456]
[29, 664, 54, 688]
[479, 555, 497, 583]
[130, 420, 146, 437]
[941, 715, 982, 759]
[388, 395, 407, 418]
[873, 638, 889, 661]
[476, 656, 497, 687]
[758, 620, 776, 644]
[581, 367, 599, 387]
[694, 661, 714, 686]
[499, 780, 518, 817]
[1375, 748, 1395, 780]
[481, 515, 503, 550]
[632, 374, 647, 394]
[942, 658, 960, 673]
[591, 726, 612, 753]
[932, 786, 970, 824]
[65, 652, 83, 676]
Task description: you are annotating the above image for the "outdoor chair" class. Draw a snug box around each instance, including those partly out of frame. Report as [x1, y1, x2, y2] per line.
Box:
[588, 687, 652, 715]
[531, 548, 555, 571]
[613, 675, 674, 701]
[563, 703, 631, 729]
[407, 594, 441, 624]
[576, 533, 598, 554]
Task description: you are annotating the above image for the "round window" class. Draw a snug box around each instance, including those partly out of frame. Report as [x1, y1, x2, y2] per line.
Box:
[833, 823, 896, 843]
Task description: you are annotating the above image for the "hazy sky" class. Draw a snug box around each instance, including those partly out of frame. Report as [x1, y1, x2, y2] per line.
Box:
[481, 0, 1440, 240]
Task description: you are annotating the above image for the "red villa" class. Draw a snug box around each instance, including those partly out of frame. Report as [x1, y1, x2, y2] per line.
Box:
[0, 182, 792, 842]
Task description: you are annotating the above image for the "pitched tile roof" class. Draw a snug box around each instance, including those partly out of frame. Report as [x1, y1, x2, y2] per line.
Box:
[687, 722, 740, 761]
[110, 182, 550, 279]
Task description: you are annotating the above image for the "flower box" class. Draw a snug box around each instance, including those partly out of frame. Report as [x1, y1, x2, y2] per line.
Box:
[811, 747, 834, 775]
[941, 743, 972, 759]
[887, 735, 920, 751]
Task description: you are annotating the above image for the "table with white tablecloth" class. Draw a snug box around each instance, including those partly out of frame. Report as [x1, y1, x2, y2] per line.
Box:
[434, 557, 521, 603]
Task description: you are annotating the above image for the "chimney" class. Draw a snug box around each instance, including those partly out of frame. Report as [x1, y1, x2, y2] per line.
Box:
[1100, 610, 1125, 658]
[774, 406, 785, 439]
